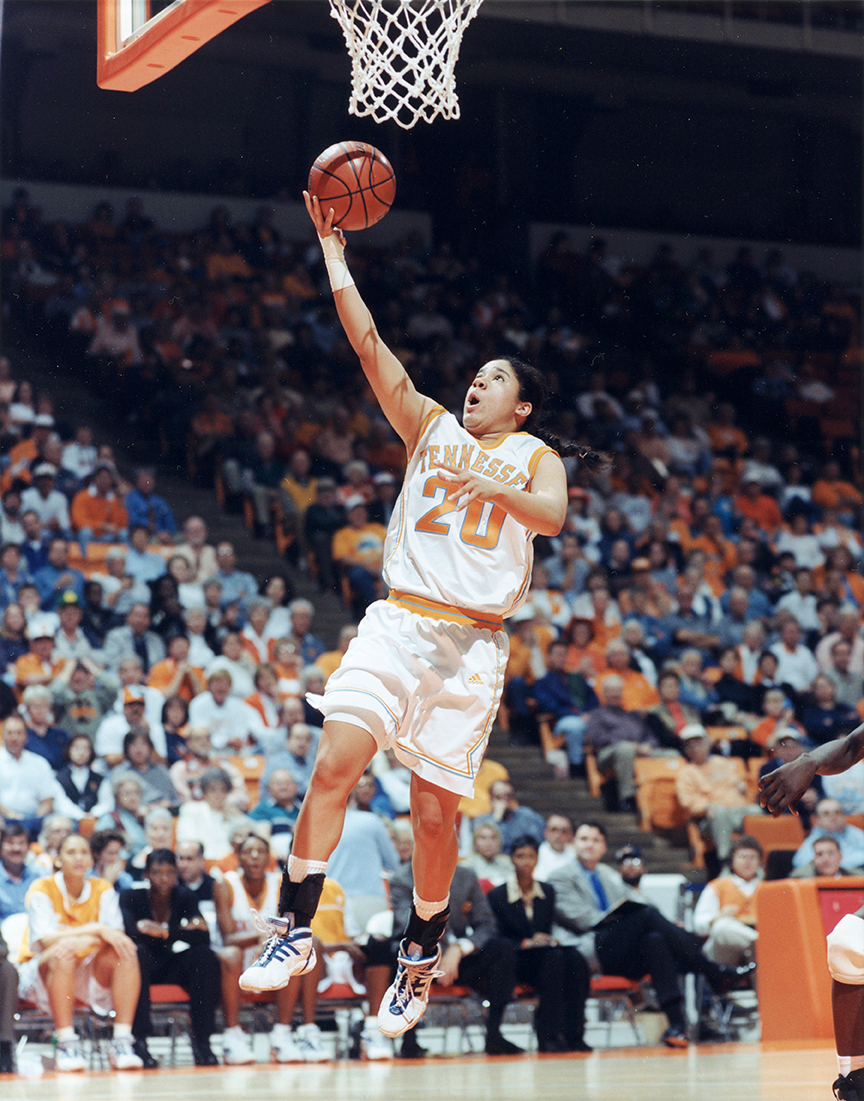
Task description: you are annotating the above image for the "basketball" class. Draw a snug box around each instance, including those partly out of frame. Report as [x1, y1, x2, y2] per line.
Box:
[307, 141, 396, 232]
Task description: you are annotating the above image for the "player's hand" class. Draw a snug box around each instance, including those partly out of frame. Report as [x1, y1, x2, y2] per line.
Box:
[435, 463, 498, 511]
[758, 756, 817, 817]
[303, 191, 344, 245]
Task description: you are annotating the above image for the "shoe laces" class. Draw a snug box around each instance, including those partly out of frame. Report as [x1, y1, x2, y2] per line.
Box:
[250, 908, 291, 937]
[390, 953, 443, 1011]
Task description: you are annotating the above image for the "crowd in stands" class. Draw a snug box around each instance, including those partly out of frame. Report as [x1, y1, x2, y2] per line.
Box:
[0, 187, 861, 1070]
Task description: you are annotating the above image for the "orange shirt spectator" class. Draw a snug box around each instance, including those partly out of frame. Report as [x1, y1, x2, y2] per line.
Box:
[734, 479, 783, 535]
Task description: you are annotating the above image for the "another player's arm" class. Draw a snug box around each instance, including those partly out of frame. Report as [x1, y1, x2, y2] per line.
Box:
[437, 450, 567, 538]
[303, 191, 436, 452]
[759, 721, 864, 816]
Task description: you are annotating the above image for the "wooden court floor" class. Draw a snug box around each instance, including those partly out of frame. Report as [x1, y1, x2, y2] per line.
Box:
[2, 1041, 838, 1101]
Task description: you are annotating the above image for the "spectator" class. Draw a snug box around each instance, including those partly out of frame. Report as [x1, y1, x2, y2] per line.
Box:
[13, 614, 64, 696]
[95, 684, 166, 767]
[582, 674, 662, 813]
[20, 464, 70, 536]
[461, 820, 512, 888]
[69, 462, 128, 551]
[212, 542, 259, 617]
[188, 668, 259, 753]
[332, 496, 387, 619]
[260, 720, 319, 798]
[208, 631, 256, 696]
[106, 728, 178, 811]
[286, 598, 325, 664]
[0, 713, 55, 837]
[792, 798, 864, 871]
[511, 808, 571, 890]
[487, 835, 591, 1052]
[124, 467, 177, 545]
[168, 724, 248, 809]
[248, 768, 303, 858]
[49, 658, 115, 741]
[692, 835, 763, 966]
[102, 603, 166, 674]
[644, 668, 700, 748]
[770, 616, 820, 696]
[52, 732, 109, 821]
[52, 589, 103, 665]
[94, 773, 148, 858]
[147, 631, 206, 703]
[791, 835, 863, 878]
[18, 511, 48, 574]
[174, 515, 218, 584]
[0, 603, 28, 679]
[823, 639, 864, 710]
[0, 541, 32, 611]
[473, 780, 545, 853]
[22, 683, 68, 770]
[548, 820, 750, 1048]
[304, 476, 345, 593]
[120, 848, 221, 1066]
[159, 688, 188, 765]
[815, 606, 864, 678]
[33, 537, 85, 610]
[175, 766, 246, 860]
[89, 548, 149, 618]
[532, 638, 599, 775]
[675, 724, 763, 868]
[123, 524, 167, 587]
[595, 637, 659, 712]
[801, 674, 860, 746]
[18, 832, 144, 1071]
[0, 822, 42, 920]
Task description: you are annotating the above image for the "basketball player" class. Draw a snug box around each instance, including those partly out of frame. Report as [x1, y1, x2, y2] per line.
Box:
[760, 719, 864, 1101]
[240, 191, 603, 1040]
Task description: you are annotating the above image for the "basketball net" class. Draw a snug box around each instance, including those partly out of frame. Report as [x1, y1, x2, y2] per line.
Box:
[329, 0, 484, 129]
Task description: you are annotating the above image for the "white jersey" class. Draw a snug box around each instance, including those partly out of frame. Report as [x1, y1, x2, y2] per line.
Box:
[383, 406, 555, 619]
[223, 868, 281, 969]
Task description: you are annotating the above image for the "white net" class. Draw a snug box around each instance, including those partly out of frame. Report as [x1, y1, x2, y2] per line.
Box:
[329, 0, 484, 129]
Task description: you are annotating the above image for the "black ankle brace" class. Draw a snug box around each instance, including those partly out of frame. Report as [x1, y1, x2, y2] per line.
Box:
[278, 872, 325, 928]
[404, 906, 450, 955]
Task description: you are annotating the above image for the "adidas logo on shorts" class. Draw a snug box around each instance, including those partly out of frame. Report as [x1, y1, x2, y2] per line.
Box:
[467, 673, 483, 685]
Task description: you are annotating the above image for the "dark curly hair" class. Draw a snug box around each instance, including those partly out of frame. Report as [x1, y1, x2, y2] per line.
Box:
[504, 356, 610, 470]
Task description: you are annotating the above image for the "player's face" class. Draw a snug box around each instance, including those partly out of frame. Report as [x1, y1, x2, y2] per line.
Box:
[462, 360, 529, 436]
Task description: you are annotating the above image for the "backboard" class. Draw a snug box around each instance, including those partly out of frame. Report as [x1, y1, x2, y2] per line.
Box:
[97, 0, 272, 91]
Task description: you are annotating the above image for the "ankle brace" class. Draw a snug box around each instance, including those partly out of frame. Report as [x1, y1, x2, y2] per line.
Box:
[278, 872, 325, 927]
[404, 905, 450, 955]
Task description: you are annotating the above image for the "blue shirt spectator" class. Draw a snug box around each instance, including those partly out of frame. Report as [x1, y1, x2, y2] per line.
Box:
[125, 469, 177, 540]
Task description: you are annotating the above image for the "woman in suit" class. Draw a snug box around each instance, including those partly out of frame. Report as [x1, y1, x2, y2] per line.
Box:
[486, 835, 591, 1052]
[119, 847, 221, 1066]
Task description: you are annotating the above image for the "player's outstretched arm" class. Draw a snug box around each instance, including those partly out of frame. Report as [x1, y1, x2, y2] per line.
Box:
[759, 721, 864, 816]
[304, 191, 435, 452]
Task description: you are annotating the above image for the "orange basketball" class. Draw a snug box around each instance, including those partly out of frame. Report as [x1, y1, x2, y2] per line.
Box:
[307, 141, 396, 232]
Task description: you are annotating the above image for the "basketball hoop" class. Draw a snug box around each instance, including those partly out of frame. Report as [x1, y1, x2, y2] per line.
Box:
[328, 0, 484, 130]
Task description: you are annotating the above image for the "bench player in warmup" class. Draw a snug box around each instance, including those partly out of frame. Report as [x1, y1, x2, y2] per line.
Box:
[239, 190, 604, 1040]
[760, 719, 864, 1101]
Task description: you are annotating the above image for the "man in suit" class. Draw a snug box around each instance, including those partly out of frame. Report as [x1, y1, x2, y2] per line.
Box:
[101, 603, 166, 674]
[390, 854, 524, 1055]
[548, 820, 752, 1047]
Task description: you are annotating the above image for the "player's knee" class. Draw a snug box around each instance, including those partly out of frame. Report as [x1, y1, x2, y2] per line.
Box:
[827, 914, 864, 984]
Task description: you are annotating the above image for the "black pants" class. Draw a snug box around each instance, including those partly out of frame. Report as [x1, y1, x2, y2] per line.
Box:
[594, 905, 715, 1017]
[514, 945, 589, 1048]
[132, 942, 221, 1043]
[459, 938, 588, 1045]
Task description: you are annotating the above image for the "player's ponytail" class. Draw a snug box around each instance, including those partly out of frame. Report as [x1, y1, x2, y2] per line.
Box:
[505, 356, 611, 470]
